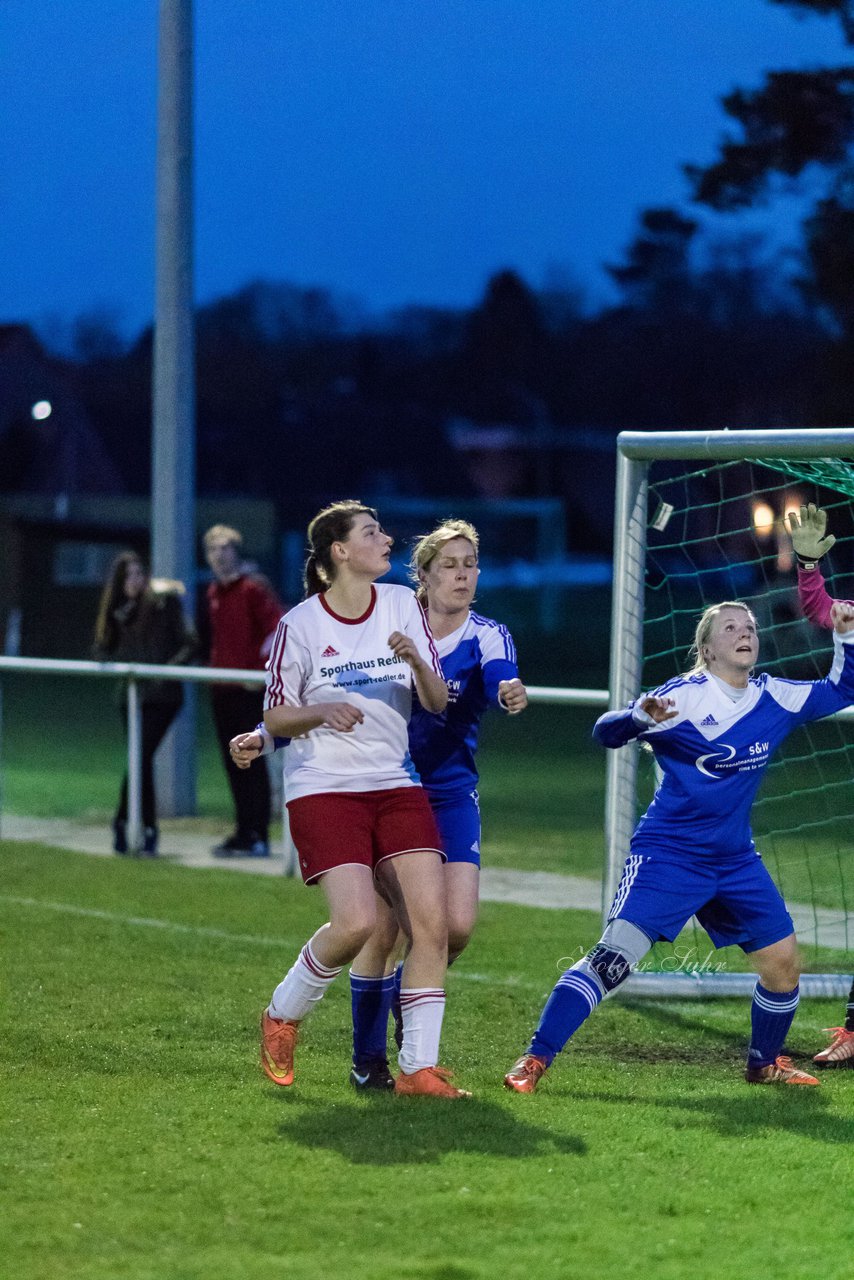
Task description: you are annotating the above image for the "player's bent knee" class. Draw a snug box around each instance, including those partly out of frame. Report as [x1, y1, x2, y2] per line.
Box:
[447, 929, 473, 964]
[370, 913, 401, 953]
[574, 919, 652, 997]
[751, 934, 801, 991]
[333, 917, 377, 956]
[353, 927, 378, 956]
[758, 957, 801, 991]
[410, 930, 449, 967]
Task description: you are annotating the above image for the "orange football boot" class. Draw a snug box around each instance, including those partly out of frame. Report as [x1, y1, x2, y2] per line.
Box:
[813, 1027, 854, 1066]
[744, 1055, 819, 1086]
[260, 1010, 299, 1086]
[394, 1066, 471, 1098]
[504, 1053, 549, 1093]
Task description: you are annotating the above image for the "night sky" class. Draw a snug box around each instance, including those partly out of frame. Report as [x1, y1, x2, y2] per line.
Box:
[1, 0, 845, 344]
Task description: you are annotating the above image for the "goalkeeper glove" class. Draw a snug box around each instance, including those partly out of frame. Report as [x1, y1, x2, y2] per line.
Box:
[786, 503, 836, 569]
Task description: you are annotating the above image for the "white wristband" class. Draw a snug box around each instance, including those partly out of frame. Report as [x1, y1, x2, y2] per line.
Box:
[631, 705, 656, 727]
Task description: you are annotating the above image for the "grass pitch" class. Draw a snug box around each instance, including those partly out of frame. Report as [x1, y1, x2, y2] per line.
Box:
[3, 843, 853, 1280]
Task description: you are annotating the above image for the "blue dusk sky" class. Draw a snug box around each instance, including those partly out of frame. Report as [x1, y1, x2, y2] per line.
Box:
[0, 0, 846, 342]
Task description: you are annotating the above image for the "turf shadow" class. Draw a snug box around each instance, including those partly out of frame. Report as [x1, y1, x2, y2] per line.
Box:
[618, 998, 754, 1048]
[576, 1085, 854, 1145]
[611, 999, 834, 1066]
[274, 1095, 587, 1165]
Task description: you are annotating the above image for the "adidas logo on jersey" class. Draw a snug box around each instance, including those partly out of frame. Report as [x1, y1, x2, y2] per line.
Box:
[321, 645, 339, 658]
[700, 714, 718, 726]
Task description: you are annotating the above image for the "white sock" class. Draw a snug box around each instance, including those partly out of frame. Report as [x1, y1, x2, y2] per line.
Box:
[268, 941, 342, 1023]
[398, 988, 446, 1073]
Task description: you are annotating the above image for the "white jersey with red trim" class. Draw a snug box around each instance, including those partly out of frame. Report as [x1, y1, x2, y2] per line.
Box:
[264, 583, 442, 800]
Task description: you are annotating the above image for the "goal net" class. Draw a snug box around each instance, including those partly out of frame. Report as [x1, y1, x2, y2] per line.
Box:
[606, 429, 854, 997]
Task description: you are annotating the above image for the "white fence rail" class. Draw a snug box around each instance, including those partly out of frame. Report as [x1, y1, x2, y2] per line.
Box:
[0, 655, 609, 869]
[4, 655, 853, 873]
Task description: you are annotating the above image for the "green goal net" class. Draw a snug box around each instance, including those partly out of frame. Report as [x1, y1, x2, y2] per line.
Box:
[606, 430, 854, 997]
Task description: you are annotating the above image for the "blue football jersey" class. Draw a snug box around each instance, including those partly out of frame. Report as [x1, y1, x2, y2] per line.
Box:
[408, 610, 519, 796]
[594, 632, 854, 861]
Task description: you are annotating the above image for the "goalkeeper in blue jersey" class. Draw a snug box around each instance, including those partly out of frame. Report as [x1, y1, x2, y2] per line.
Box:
[505, 597, 854, 1094]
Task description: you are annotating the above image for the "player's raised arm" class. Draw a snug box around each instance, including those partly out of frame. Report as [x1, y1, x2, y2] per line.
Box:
[787, 503, 838, 630]
[831, 600, 854, 633]
[593, 694, 677, 748]
[787, 502, 836, 567]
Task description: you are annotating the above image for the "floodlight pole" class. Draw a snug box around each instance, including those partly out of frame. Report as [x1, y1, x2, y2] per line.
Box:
[151, 0, 196, 815]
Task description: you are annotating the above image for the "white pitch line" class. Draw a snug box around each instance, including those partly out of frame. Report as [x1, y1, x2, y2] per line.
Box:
[0, 894, 545, 989]
[0, 894, 290, 949]
[3, 816, 852, 948]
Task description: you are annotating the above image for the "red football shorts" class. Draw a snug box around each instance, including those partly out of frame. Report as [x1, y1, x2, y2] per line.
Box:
[286, 786, 444, 885]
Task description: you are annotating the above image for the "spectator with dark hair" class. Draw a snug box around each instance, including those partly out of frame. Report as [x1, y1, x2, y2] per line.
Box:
[203, 524, 284, 858]
[94, 551, 197, 856]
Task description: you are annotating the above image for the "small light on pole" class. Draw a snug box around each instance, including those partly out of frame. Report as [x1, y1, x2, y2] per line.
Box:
[752, 501, 775, 538]
[782, 491, 803, 527]
[777, 491, 803, 573]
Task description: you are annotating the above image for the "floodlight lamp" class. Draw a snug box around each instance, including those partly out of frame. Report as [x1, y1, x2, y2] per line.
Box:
[752, 501, 776, 538]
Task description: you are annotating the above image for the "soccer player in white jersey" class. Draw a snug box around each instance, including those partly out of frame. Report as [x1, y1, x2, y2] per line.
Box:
[259, 499, 470, 1099]
[504, 597, 854, 1094]
[233, 518, 527, 1087]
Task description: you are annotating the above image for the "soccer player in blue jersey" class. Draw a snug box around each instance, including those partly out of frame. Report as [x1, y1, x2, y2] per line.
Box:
[346, 519, 527, 1076]
[231, 518, 527, 1087]
[407, 518, 527, 960]
[504, 597, 854, 1093]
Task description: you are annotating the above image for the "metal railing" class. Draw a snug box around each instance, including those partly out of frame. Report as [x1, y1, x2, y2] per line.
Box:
[0, 655, 609, 870]
[4, 654, 852, 877]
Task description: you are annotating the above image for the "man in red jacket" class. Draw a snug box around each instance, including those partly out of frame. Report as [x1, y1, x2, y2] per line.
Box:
[204, 524, 283, 857]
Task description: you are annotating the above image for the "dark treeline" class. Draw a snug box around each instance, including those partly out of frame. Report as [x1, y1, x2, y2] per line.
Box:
[66, 222, 839, 496]
[4, 197, 851, 564]
[64, 212, 847, 519]
[6, 0, 853, 547]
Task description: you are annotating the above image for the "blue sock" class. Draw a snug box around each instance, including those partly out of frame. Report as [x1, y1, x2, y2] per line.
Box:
[529, 969, 603, 1063]
[350, 973, 396, 1066]
[390, 960, 404, 1038]
[748, 983, 800, 1068]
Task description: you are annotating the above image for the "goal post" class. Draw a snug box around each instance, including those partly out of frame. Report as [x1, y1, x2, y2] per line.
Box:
[606, 427, 854, 997]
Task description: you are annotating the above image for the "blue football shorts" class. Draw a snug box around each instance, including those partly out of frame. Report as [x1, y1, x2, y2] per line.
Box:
[427, 788, 482, 867]
[607, 844, 794, 954]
